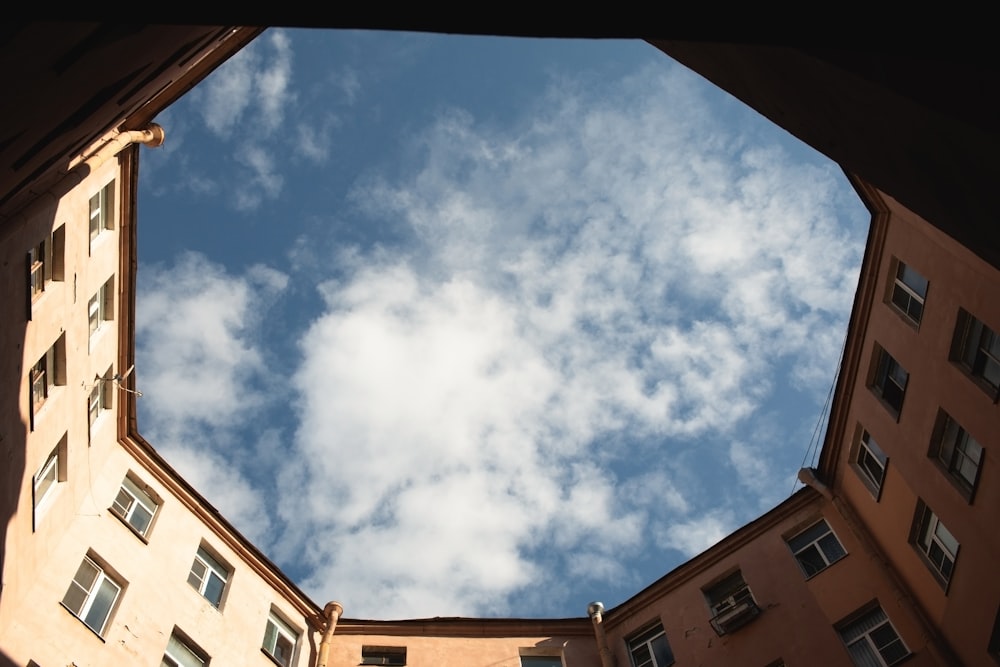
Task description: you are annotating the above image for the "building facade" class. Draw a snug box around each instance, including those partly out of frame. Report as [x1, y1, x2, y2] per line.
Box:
[1, 25, 998, 667]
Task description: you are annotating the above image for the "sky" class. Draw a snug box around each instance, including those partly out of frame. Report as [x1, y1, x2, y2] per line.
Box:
[135, 29, 870, 621]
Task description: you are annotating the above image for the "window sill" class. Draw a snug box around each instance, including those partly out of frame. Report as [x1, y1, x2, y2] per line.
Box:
[950, 361, 1000, 403]
[849, 463, 885, 501]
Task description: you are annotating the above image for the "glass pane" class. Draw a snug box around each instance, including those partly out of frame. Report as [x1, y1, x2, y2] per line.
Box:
[205, 572, 224, 606]
[818, 533, 846, 563]
[651, 634, 674, 666]
[130, 504, 153, 534]
[263, 621, 278, 651]
[83, 577, 119, 634]
[274, 633, 294, 665]
[62, 581, 88, 614]
[898, 264, 927, 296]
[187, 560, 205, 590]
[788, 521, 828, 552]
[112, 489, 133, 517]
[796, 545, 828, 576]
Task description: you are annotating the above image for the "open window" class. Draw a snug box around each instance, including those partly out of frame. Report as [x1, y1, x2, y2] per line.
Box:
[187, 544, 231, 609]
[262, 609, 299, 666]
[361, 646, 406, 665]
[111, 473, 161, 539]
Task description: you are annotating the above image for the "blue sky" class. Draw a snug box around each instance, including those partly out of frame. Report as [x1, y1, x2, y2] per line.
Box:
[135, 29, 869, 620]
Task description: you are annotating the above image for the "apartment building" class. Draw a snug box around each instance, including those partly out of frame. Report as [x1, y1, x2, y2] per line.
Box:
[1, 24, 997, 667]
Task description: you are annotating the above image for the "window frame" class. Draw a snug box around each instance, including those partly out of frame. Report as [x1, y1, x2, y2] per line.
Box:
[161, 629, 208, 667]
[910, 500, 959, 590]
[110, 474, 160, 539]
[887, 259, 928, 326]
[25, 225, 64, 320]
[89, 180, 115, 251]
[88, 367, 113, 437]
[61, 554, 124, 637]
[626, 622, 675, 667]
[361, 646, 407, 666]
[187, 545, 230, 609]
[32, 435, 67, 526]
[88, 276, 114, 341]
[951, 309, 1000, 400]
[838, 604, 909, 667]
[852, 429, 888, 499]
[929, 410, 984, 501]
[786, 519, 847, 578]
[29, 334, 66, 428]
[262, 610, 299, 666]
[870, 345, 908, 419]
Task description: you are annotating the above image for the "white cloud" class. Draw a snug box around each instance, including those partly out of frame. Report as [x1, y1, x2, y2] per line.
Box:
[273, 60, 866, 618]
[136, 252, 289, 545]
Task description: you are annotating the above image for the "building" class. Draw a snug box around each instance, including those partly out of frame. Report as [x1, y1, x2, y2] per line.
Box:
[1, 24, 998, 667]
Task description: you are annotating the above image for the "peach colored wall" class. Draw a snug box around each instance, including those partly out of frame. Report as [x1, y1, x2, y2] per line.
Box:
[600, 494, 940, 667]
[835, 188, 1000, 666]
[329, 630, 598, 667]
[0, 151, 321, 667]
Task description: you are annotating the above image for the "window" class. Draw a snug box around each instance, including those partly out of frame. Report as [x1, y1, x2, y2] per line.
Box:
[870, 345, 908, 418]
[627, 623, 674, 667]
[33, 434, 67, 521]
[888, 260, 928, 325]
[704, 570, 760, 635]
[930, 411, 984, 499]
[911, 500, 959, 588]
[361, 646, 406, 665]
[89, 179, 115, 249]
[852, 430, 888, 498]
[952, 309, 1000, 398]
[61, 554, 123, 636]
[29, 334, 66, 424]
[521, 657, 563, 667]
[88, 276, 114, 340]
[838, 605, 909, 667]
[25, 225, 65, 318]
[187, 546, 230, 608]
[111, 474, 159, 538]
[787, 519, 846, 577]
[262, 610, 298, 666]
[161, 630, 207, 667]
[88, 367, 113, 434]
[988, 602, 1000, 659]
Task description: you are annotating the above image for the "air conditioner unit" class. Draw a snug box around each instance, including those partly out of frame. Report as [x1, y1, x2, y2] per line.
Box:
[709, 591, 760, 635]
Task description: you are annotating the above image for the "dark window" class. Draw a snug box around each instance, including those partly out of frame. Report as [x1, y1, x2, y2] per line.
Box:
[889, 260, 928, 325]
[839, 605, 909, 666]
[952, 309, 1000, 398]
[871, 346, 908, 418]
[787, 519, 846, 577]
[627, 623, 674, 667]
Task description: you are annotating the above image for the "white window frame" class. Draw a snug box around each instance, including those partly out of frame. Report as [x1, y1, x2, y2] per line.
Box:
[89, 180, 115, 250]
[111, 475, 159, 538]
[162, 630, 207, 667]
[839, 605, 909, 667]
[88, 368, 113, 435]
[854, 430, 888, 498]
[262, 610, 299, 666]
[913, 501, 959, 587]
[787, 519, 847, 578]
[626, 623, 674, 667]
[88, 276, 114, 341]
[61, 555, 123, 636]
[187, 546, 230, 608]
[888, 260, 928, 325]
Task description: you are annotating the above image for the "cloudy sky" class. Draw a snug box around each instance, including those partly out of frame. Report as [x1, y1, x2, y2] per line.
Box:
[135, 29, 869, 620]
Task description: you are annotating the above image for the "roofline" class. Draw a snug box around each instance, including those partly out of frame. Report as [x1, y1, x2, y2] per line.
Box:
[333, 616, 593, 636]
[117, 143, 324, 627]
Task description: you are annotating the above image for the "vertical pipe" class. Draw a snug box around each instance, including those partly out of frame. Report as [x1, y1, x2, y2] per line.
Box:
[588, 601, 615, 667]
[316, 601, 344, 667]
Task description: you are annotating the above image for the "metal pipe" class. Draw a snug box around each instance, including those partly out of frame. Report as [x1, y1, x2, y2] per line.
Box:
[316, 601, 344, 667]
[588, 601, 615, 667]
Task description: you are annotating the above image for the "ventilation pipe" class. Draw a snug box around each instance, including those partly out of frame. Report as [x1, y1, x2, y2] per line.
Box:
[588, 601, 615, 667]
[797, 467, 960, 665]
[316, 601, 344, 667]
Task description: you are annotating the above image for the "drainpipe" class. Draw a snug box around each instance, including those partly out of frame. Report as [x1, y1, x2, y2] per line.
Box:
[316, 601, 344, 667]
[1, 123, 165, 229]
[797, 468, 960, 666]
[588, 601, 615, 667]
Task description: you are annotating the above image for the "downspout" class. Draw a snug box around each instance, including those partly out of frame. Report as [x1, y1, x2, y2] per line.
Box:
[0, 123, 165, 231]
[797, 468, 960, 666]
[316, 601, 344, 667]
[588, 601, 615, 667]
